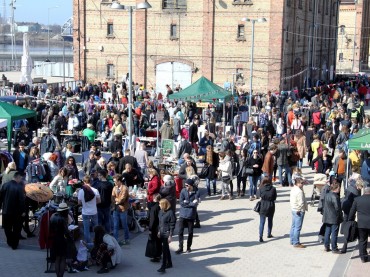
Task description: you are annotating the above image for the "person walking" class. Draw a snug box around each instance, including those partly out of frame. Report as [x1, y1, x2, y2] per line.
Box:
[236, 149, 248, 197]
[175, 179, 199, 254]
[78, 176, 101, 244]
[257, 177, 277, 242]
[348, 186, 370, 263]
[145, 194, 162, 263]
[246, 149, 263, 200]
[204, 145, 219, 197]
[157, 198, 176, 273]
[0, 172, 25, 249]
[290, 178, 308, 248]
[95, 169, 113, 234]
[322, 182, 343, 254]
[262, 145, 277, 181]
[112, 174, 130, 246]
[218, 152, 233, 200]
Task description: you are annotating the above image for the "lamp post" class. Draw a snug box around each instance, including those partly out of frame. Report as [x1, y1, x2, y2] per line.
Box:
[111, 1, 152, 147]
[48, 6, 59, 57]
[241, 17, 266, 116]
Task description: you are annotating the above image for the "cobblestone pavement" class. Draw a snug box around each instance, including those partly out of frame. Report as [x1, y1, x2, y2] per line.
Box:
[1, 162, 368, 276]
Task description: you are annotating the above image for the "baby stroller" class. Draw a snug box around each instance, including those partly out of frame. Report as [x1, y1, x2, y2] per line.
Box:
[310, 173, 327, 206]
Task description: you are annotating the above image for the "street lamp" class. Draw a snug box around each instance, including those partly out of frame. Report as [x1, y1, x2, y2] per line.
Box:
[339, 25, 345, 73]
[241, 17, 267, 116]
[111, 1, 152, 147]
[48, 6, 59, 57]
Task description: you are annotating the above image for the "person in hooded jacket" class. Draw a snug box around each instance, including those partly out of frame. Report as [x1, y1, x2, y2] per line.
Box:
[340, 177, 363, 253]
[159, 175, 177, 213]
[257, 177, 277, 242]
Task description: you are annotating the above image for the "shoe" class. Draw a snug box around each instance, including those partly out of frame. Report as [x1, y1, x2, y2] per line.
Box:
[69, 268, 79, 273]
[318, 235, 324, 243]
[361, 257, 368, 263]
[150, 258, 161, 263]
[229, 195, 233, 200]
[165, 263, 173, 269]
[157, 267, 166, 273]
[241, 193, 245, 197]
[109, 264, 116, 270]
[294, 244, 306, 248]
[267, 235, 274, 238]
[194, 223, 201, 228]
[175, 248, 183, 254]
[340, 250, 347, 254]
[324, 247, 331, 252]
[27, 233, 35, 238]
[186, 248, 192, 253]
[332, 249, 341, 254]
[97, 267, 109, 274]
[219, 196, 225, 200]
[259, 237, 264, 243]
[237, 192, 241, 197]
[19, 235, 26, 240]
[249, 197, 254, 201]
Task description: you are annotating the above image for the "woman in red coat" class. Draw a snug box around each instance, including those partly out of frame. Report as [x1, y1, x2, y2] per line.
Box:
[147, 169, 161, 210]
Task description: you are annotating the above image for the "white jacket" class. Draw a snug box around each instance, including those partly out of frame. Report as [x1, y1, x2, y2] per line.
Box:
[290, 185, 308, 212]
[103, 234, 122, 266]
[218, 156, 232, 178]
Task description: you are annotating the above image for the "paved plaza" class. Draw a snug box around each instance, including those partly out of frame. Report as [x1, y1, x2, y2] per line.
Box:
[0, 163, 369, 277]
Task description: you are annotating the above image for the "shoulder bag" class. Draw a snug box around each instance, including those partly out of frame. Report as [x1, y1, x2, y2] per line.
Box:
[253, 201, 261, 213]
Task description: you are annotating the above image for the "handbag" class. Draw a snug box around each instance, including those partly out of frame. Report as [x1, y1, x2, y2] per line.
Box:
[221, 175, 231, 183]
[245, 168, 254, 176]
[199, 164, 210, 179]
[253, 201, 261, 213]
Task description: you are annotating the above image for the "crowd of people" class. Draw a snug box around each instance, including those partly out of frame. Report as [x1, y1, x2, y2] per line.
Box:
[1, 75, 370, 275]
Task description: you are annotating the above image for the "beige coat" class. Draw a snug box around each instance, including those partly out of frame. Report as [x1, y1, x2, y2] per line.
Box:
[296, 135, 307, 159]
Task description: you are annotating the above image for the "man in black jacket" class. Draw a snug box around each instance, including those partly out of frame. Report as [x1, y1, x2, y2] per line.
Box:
[0, 172, 26, 249]
[95, 169, 113, 234]
[118, 149, 139, 174]
[12, 142, 29, 175]
[189, 119, 199, 156]
[322, 183, 343, 254]
[349, 187, 370, 263]
[177, 138, 192, 165]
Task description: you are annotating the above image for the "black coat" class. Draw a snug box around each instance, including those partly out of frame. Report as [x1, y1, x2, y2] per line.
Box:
[257, 184, 277, 217]
[246, 156, 263, 176]
[0, 180, 26, 215]
[158, 209, 176, 238]
[145, 202, 162, 258]
[118, 155, 139, 173]
[189, 123, 199, 143]
[323, 191, 343, 225]
[349, 194, 370, 229]
[204, 151, 219, 179]
[159, 182, 176, 213]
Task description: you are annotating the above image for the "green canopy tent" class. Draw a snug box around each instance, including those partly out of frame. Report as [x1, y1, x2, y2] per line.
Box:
[347, 128, 370, 150]
[168, 76, 232, 101]
[0, 101, 37, 151]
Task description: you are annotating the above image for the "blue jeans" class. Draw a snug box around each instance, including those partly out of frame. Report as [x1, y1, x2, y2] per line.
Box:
[297, 159, 303, 169]
[249, 175, 259, 197]
[290, 211, 305, 245]
[278, 164, 292, 186]
[324, 224, 339, 250]
[113, 210, 130, 241]
[205, 178, 217, 195]
[98, 207, 111, 234]
[259, 215, 273, 237]
[82, 214, 98, 243]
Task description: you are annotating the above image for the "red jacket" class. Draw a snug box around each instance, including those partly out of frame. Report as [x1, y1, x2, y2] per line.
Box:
[147, 175, 161, 203]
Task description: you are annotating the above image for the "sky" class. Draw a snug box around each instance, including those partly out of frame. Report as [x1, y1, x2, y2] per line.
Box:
[7, 0, 72, 25]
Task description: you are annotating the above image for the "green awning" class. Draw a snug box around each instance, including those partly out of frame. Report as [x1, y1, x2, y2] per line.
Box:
[168, 76, 232, 101]
[347, 128, 370, 150]
[0, 101, 37, 151]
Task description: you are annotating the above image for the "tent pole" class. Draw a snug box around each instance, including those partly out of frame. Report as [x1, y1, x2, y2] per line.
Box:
[223, 101, 226, 137]
[345, 147, 349, 191]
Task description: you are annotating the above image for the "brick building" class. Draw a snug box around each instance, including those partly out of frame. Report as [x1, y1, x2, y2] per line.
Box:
[73, 0, 339, 93]
[337, 0, 370, 74]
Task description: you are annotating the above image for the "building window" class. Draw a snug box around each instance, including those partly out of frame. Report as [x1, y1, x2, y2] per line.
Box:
[287, 0, 291, 7]
[163, 0, 187, 10]
[237, 24, 245, 41]
[339, 53, 343, 61]
[170, 24, 177, 40]
[318, 1, 321, 13]
[107, 64, 115, 78]
[107, 23, 114, 36]
[297, 25, 301, 42]
[309, 0, 312, 11]
[298, 0, 303, 9]
[285, 26, 289, 42]
[325, 1, 329, 15]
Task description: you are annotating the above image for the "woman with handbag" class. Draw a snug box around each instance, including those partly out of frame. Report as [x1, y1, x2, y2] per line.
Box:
[256, 177, 277, 242]
[246, 149, 263, 201]
[204, 145, 219, 196]
[218, 152, 233, 200]
[236, 149, 248, 197]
